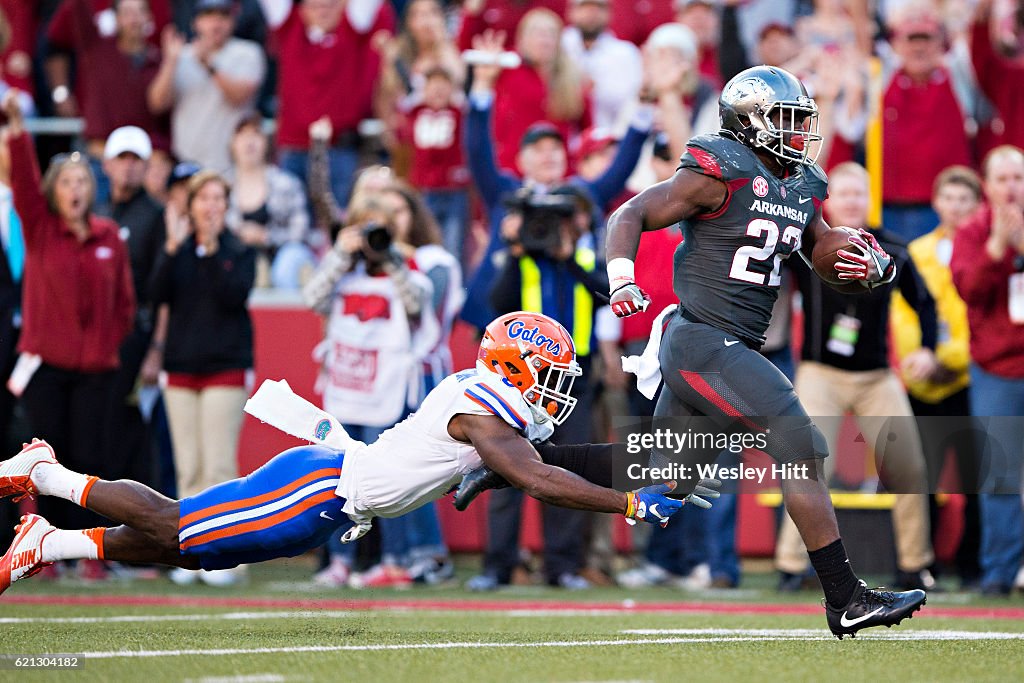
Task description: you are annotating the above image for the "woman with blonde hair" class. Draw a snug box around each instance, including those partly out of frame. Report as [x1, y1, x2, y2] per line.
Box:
[490, 9, 591, 172]
[3, 91, 134, 581]
[150, 170, 255, 586]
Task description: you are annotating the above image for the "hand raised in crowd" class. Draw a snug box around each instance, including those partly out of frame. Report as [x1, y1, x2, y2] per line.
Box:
[469, 29, 507, 92]
[164, 202, 192, 255]
[309, 116, 334, 142]
[161, 25, 186, 63]
[644, 46, 689, 100]
[1, 89, 24, 135]
[988, 203, 1024, 260]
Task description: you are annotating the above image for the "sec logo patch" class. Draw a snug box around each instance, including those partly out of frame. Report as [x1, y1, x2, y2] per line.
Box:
[752, 176, 769, 197]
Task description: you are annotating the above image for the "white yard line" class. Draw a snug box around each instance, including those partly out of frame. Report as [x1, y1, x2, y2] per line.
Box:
[61, 628, 1024, 659]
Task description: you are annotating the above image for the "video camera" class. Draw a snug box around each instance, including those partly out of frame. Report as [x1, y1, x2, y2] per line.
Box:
[502, 187, 578, 256]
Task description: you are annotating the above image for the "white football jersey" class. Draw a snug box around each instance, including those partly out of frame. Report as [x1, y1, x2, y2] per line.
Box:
[335, 366, 554, 519]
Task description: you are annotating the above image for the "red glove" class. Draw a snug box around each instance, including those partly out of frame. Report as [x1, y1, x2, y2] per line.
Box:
[610, 283, 651, 317]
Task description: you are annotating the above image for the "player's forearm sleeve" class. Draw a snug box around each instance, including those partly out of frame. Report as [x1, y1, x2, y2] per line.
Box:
[534, 442, 614, 489]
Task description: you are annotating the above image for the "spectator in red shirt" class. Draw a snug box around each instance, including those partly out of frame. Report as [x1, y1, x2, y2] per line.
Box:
[950, 144, 1024, 596]
[50, 0, 172, 208]
[456, 0, 566, 51]
[492, 9, 591, 174]
[0, 0, 37, 101]
[882, 7, 974, 241]
[398, 67, 470, 265]
[257, 0, 396, 206]
[608, 0, 673, 47]
[379, 0, 465, 130]
[3, 92, 135, 581]
[970, 0, 1024, 159]
[45, 0, 171, 118]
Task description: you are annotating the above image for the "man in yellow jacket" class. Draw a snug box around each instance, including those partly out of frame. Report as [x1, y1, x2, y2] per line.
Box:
[891, 165, 982, 588]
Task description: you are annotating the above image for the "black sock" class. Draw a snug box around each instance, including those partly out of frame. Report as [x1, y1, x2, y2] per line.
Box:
[808, 538, 860, 609]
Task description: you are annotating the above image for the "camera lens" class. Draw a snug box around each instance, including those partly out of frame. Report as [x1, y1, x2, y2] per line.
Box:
[363, 224, 392, 252]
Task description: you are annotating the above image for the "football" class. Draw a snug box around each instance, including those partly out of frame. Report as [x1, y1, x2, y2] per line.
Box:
[811, 226, 859, 284]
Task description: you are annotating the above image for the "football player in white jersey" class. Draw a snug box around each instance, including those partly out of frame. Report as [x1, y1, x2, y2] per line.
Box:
[0, 312, 712, 592]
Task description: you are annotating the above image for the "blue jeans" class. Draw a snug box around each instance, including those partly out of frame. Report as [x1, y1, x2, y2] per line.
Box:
[424, 189, 470, 266]
[969, 363, 1024, 590]
[270, 242, 317, 290]
[279, 145, 359, 210]
[882, 204, 939, 243]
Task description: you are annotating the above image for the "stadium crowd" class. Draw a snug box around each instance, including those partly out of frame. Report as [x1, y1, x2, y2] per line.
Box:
[0, 0, 1022, 596]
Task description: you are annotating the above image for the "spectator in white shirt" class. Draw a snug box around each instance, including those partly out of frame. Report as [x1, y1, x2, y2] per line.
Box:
[148, 0, 266, 172]
[561, 0, 642, 130]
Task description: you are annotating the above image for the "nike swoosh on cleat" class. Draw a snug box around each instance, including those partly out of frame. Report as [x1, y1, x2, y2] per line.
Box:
[319, 511, 334, 521]
[724, 339, 740, 347]
[799, 196, 812, 204]
[839, 606, 884, 628]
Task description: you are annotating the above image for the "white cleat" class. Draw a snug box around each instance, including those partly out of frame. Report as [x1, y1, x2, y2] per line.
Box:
[0, 514, 56, 595]
[0, 439, 58, 502]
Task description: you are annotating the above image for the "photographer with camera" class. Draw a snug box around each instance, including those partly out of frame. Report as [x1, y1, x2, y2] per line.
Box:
[464, 184, 608, 591]
[460, 29, 654, 331]
[302, 195, 440, 587]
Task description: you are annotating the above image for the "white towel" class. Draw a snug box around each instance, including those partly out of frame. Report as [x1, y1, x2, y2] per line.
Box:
[621, 305, 677, 400]
[244, 379, 353, 451]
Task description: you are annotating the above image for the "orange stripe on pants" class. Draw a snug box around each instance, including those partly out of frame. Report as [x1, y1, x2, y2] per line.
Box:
[179, 468, 341, 528]
[179, 489, 339, 551]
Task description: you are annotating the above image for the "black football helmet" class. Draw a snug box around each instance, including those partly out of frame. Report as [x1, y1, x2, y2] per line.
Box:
[719, 65, 821, 167]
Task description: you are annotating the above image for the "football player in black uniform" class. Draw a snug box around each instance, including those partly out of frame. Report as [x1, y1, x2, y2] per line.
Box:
[605, 65, 927, 638]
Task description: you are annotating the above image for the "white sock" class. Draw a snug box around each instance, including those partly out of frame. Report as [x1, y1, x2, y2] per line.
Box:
[40, 529, 102, 562]
[32, 462, 95, 505]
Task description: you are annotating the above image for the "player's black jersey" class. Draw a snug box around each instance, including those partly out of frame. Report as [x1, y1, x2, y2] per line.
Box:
[672, 134, 829, 348]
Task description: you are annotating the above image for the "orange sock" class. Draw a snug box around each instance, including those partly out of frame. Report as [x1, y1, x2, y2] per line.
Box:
[78, 476, 100, 507]
[83, 527, 105, 560]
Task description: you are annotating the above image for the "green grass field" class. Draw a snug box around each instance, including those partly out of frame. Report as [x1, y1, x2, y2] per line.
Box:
[2, 558, 1022, 683]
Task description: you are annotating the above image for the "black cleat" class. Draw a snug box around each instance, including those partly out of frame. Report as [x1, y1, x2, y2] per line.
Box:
[825, 580, 927, 640]
[453, 466, 510, 511]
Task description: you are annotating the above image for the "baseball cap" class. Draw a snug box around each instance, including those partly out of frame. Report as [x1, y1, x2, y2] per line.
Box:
[166, 161, 202, 190]
[195, 0, 234, 15]
[104, 126, 152, 160]
[520, 122, 565, 149]
[574, 127, 616, 162]
[645, 23, 698, 59]
[889, 13, 943, 40]
[759, 22, 795, 41]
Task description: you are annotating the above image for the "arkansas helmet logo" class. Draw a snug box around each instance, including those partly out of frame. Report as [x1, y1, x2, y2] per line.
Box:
[752, 175, 769, 198]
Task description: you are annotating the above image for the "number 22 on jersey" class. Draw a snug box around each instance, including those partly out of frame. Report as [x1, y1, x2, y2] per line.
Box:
[729, 218, 802, 287]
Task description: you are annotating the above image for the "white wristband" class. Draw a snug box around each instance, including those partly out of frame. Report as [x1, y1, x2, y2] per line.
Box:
[607, 258, 635, 290]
